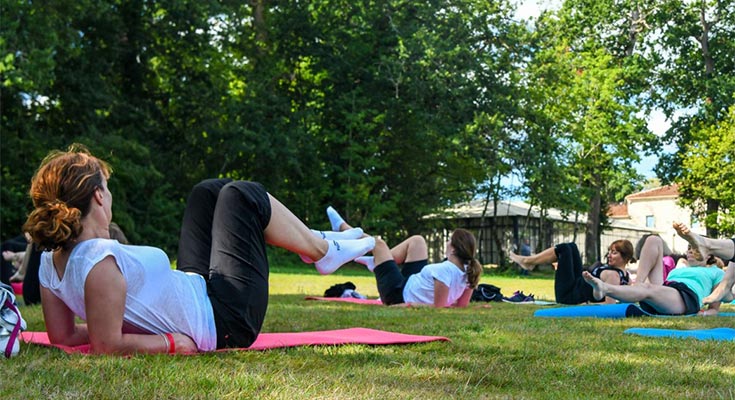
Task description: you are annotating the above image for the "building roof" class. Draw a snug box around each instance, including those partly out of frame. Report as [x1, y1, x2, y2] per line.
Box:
[607, 203, 628, 218]
[625, 184, 679, 201]
[431, 199, 655, 233]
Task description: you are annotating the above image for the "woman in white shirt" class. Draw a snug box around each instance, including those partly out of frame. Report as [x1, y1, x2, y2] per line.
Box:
[369, 229, 482, 307]
[23, 144, 374, 354]
[323, 207, 481, 308]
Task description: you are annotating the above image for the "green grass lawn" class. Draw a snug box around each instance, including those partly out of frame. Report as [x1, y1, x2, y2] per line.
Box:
[4, 262, 734, 399]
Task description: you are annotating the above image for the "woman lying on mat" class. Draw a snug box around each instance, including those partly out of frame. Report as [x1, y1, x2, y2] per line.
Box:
[582, 248, 726, 316]
[673, 221, 735, 305]
[509, 240, 634, 304]
[324, 207, 481, 308]
[632, 233, 678, 284]
[23, 144, 375, 354]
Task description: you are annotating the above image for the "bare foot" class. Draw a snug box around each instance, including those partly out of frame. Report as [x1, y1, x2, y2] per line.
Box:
[703, 277, 735, 304]
[673, 221, 708, 261]
[509, 251, 533, 271]
[2, 250, 15, 261]
[582, 271, 607, 301]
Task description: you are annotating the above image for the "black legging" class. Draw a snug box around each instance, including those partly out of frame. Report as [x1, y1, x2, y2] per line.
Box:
[176, 179, 272, 349]
[554, 243, 601, 305]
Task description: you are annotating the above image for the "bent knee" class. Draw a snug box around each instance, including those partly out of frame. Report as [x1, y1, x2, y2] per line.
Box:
[407, 235, 427, 248]
[374, 236, 390, 251]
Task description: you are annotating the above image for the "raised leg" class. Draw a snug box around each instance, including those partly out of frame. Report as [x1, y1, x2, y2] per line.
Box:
[267, 196, 374, 274]
[582, 271, 686, 314]
[509, 246, 557, 271]
[635, 235, 664, 285]
[386, 235, 427, 264]
[674, 222, 735, 261]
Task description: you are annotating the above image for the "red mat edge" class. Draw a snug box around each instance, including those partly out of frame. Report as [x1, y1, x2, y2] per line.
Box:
[304, 296, 383, 305]
[20, 327, 448, 355]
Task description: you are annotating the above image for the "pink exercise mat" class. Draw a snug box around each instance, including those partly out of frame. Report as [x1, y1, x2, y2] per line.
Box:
[11, 282, 23, 296]
[21, 327, 448, 355]
[305, 296, 383, 305]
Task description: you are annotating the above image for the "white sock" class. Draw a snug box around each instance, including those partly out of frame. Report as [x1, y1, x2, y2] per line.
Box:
[314, 237, 376, 275]
[300, 228, 366, 263]
[310, 227, 364, 240]
[355, 256, 376, 272]
[326, 206, 346, 232]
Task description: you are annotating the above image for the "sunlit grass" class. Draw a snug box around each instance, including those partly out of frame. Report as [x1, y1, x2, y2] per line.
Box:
[4, 260, 734, 399]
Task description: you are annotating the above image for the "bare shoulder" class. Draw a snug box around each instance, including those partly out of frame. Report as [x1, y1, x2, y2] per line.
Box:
[599, 268, 622, 284]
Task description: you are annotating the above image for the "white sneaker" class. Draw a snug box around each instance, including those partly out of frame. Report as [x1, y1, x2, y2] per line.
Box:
[1, 283, 26, 358]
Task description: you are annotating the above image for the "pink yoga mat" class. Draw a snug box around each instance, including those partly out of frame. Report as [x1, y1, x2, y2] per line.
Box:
[304, 296, 383, 305]
[11, 282, 23, 296]
[21, 328, 448, 355]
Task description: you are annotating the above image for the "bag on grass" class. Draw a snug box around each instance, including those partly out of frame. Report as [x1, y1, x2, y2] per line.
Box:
[324, 282, 357, 298]
[471, 283, 504, 302]
[1, 282, 27, 358]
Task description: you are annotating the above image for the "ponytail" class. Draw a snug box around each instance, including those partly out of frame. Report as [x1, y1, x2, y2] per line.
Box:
[465, 259, 482, 289]
[450, 228, 483, 288]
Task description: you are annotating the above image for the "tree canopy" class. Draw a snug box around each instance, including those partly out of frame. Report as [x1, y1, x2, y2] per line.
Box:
[2, 0, 732, 256]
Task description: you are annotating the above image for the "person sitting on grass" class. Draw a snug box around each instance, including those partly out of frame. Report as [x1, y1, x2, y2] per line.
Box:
[324, 207, 481, 308]
[581, 256, 725, 316]
[509, 240, 634, 304]
[23, 144, 375, 354]
[673, 222, 735, 305]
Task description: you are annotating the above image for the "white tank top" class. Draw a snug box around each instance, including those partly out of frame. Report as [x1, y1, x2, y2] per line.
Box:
[39, 239, 217, 351]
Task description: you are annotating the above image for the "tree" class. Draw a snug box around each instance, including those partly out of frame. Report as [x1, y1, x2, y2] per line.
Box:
[677, 105, 735, 236]
[523, 4, 654, 263]
[651, 0, 735, 236]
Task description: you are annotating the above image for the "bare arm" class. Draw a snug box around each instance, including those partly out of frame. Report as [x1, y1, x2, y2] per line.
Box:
[84, 256, 196, 354]
[433, 279, 451, 308]
[41, 287, 90, 346]
[452, 287, 474, 308]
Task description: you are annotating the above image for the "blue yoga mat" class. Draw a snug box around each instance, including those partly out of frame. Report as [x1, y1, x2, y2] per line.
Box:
[625, 327, 735, 341]
[534, 303, 735, 318]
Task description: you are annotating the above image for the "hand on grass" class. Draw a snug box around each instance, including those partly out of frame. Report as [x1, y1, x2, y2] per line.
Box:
[171, 333, 198, 354]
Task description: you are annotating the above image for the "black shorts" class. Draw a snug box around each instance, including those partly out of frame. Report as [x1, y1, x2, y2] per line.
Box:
[639, 281, 700, 316]
[374, 259, 429, 305]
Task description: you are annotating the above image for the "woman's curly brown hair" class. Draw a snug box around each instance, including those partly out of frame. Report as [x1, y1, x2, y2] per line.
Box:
[23, 144, 111, 251]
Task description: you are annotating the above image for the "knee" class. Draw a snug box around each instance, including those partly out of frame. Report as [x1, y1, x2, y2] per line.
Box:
[191, 178, 231, 198]
[407, 235, 427, 249]
[644, 235, 663, 248]
[372, 237, 391, 258]
[555, 242, 575, 256]
[219, 181, 267, 203]
[374, 236, 390, 251]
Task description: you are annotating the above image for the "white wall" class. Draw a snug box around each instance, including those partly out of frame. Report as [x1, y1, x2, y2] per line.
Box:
[626, 197, 705, 255]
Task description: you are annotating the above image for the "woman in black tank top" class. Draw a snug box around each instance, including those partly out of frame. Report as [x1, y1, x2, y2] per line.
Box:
[510, 240, 634, 304]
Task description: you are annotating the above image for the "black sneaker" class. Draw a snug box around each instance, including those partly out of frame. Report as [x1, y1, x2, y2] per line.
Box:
[503, 290, 535, 303]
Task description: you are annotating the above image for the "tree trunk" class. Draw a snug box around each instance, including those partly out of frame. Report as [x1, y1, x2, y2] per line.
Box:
[585, 183, 602, 265]
[706, 199, 720, 237]
[252, 0, 267, 45]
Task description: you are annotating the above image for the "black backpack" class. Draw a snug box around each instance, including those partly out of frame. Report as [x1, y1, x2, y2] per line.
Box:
[324, 281, 357, 298]
[471, 283, 504, 302]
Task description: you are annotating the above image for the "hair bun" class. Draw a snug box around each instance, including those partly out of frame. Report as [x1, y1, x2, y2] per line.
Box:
[24, 199, 83, 251]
